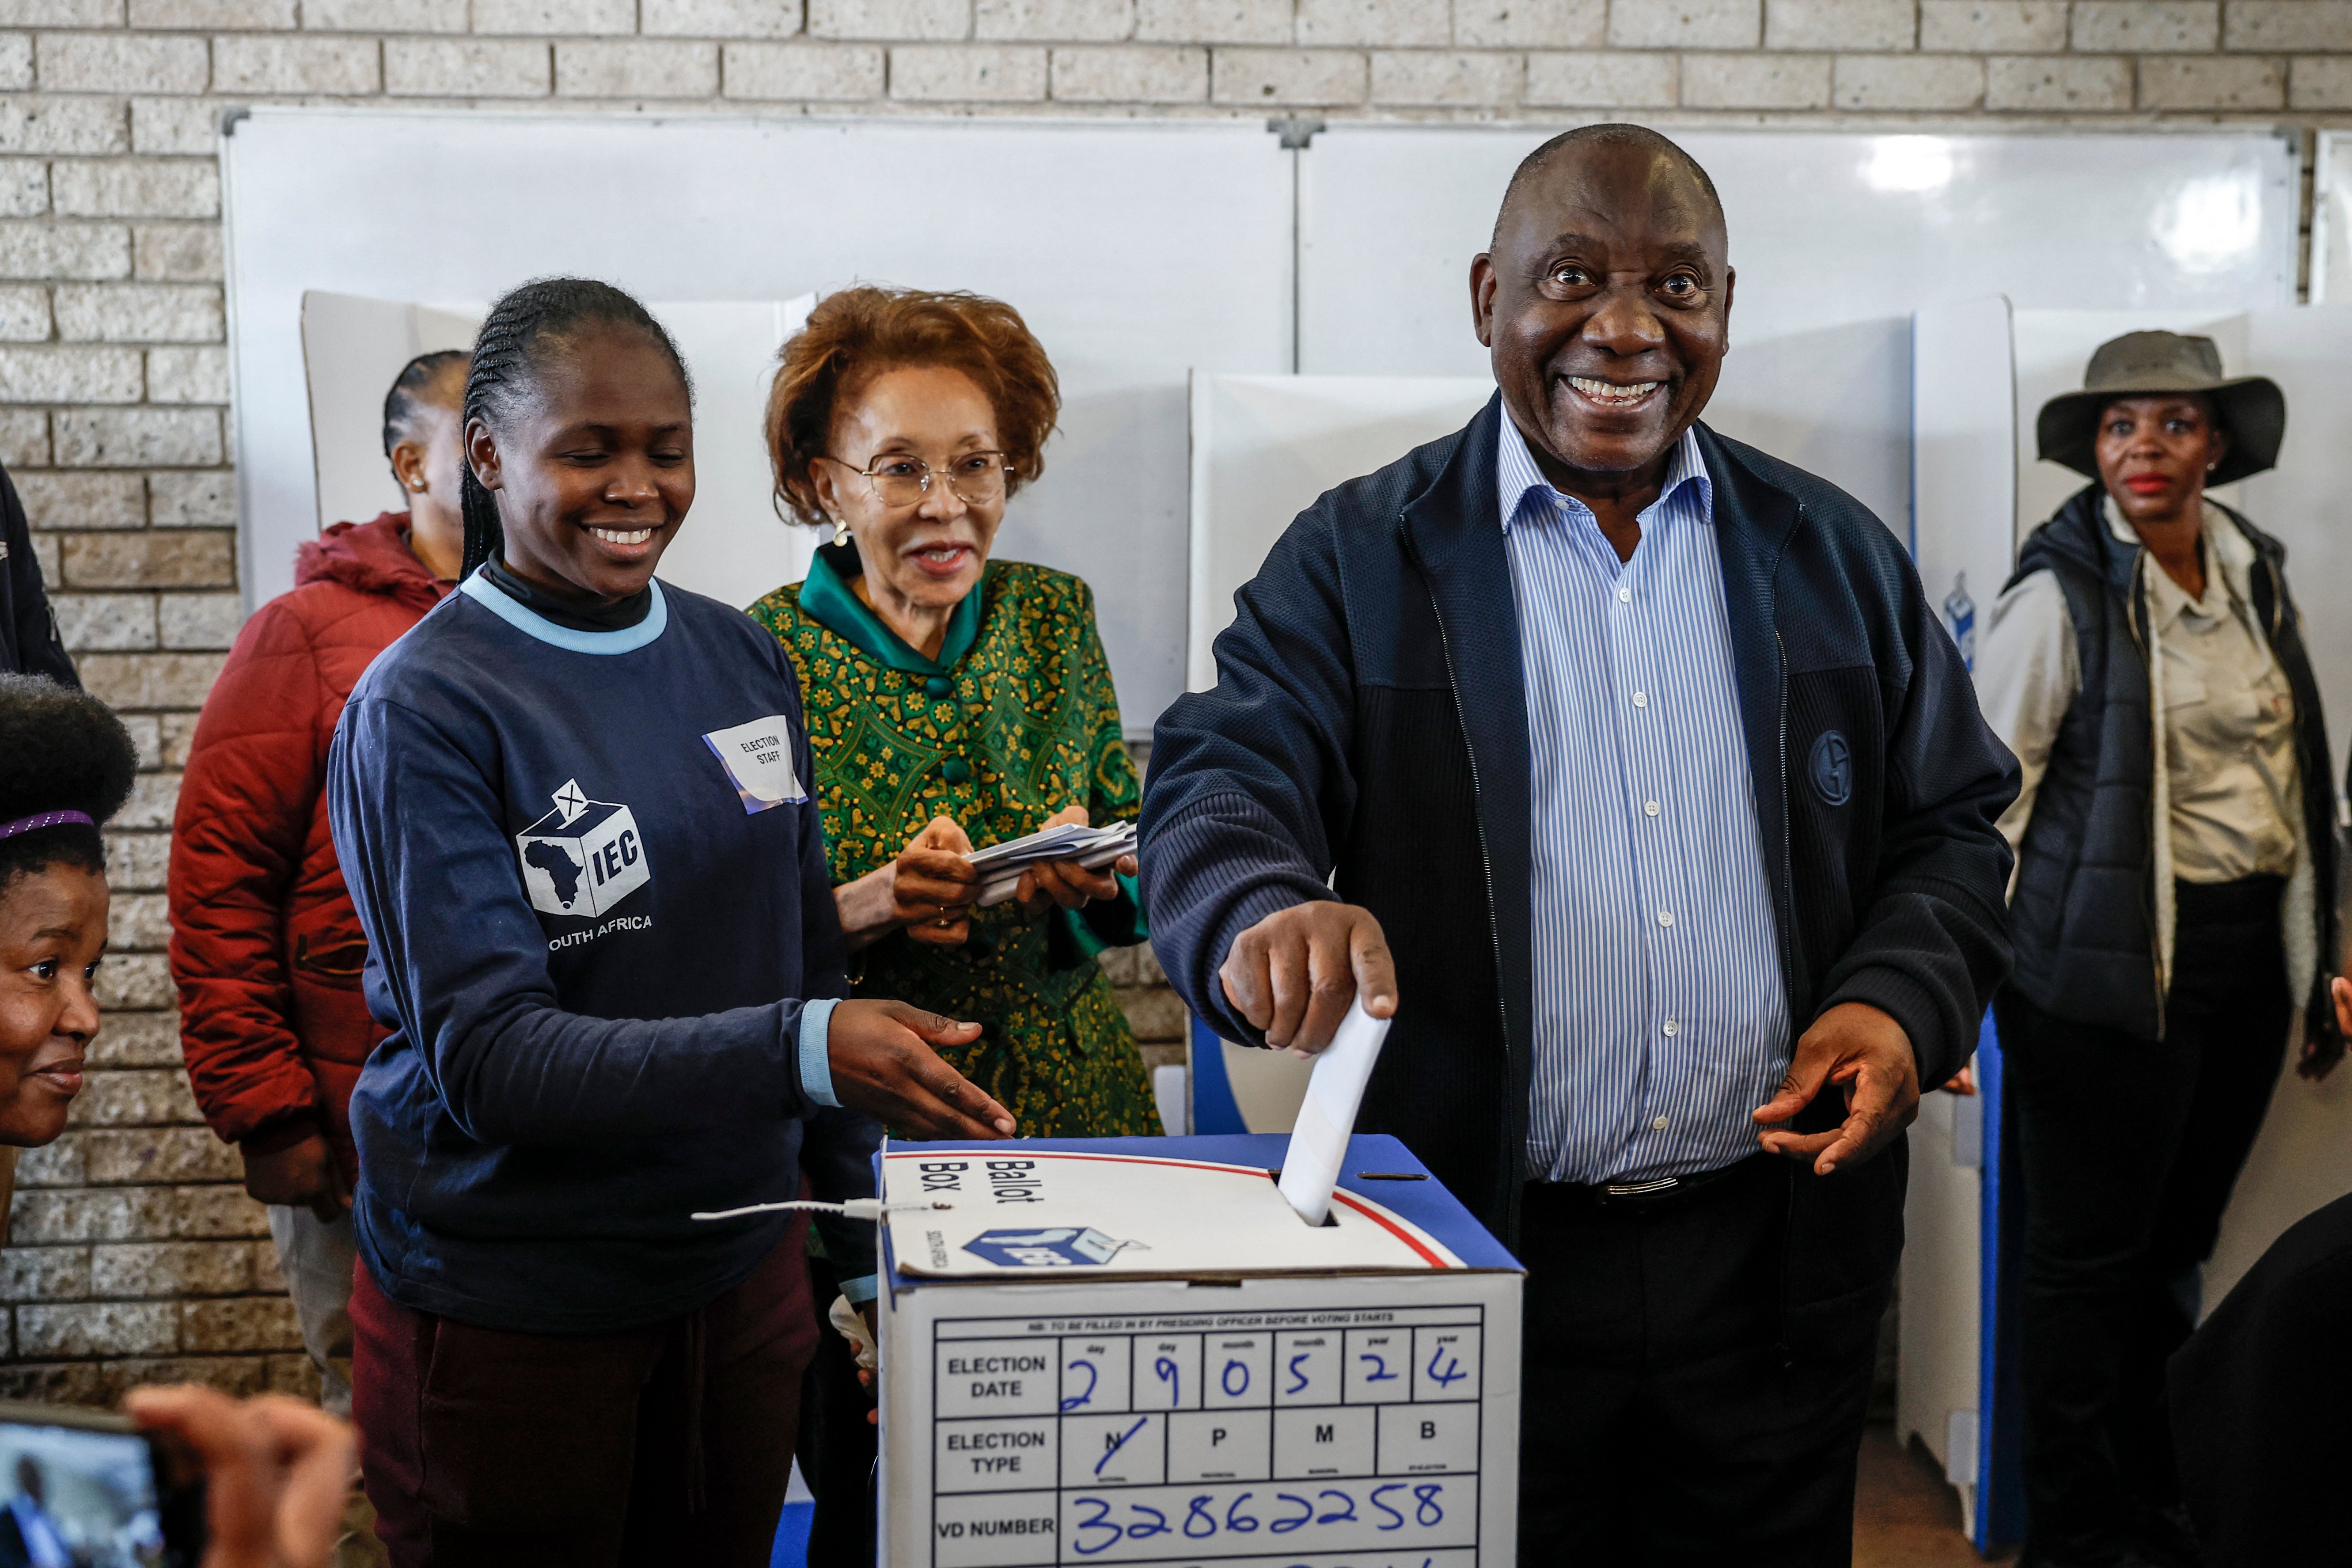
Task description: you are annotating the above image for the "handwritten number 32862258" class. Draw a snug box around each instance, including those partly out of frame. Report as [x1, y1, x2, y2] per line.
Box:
[1069, 1482, 1447, 1555]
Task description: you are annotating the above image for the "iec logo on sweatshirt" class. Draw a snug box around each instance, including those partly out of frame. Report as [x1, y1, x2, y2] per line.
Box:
[515, 778, 651, 919]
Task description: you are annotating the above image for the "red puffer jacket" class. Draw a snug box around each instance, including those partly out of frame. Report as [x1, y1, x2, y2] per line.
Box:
[170, 514, 450, 1184]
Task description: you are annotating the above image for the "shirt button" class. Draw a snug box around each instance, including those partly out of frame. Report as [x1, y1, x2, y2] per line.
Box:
[1632, 692, 1647, 708]
[1657, 910, 1673, 927]
[1662, 1019, 1679, 1036]
[1617, 586, 1631, 603]
[1644, 800, 1660, 817]
[941, 758, 972, 785]
[1651, 1116, 1670, 1131]
[924, 675, 953, 699]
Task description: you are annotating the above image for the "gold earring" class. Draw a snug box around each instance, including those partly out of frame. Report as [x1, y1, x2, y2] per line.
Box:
[831, 516, 850, 547]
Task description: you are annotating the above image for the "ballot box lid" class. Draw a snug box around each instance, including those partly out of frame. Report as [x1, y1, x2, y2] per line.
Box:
[877, 1133, 1521, 1287]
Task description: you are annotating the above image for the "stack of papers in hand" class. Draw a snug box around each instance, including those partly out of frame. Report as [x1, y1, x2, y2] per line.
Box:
[965, 821, 1138, 907]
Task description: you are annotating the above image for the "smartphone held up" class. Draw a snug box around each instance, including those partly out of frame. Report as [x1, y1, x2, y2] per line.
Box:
[0, 1401, 205, 1567]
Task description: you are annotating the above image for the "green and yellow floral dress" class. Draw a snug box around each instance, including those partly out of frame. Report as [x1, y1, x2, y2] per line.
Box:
[750, 541, 1160, 1139]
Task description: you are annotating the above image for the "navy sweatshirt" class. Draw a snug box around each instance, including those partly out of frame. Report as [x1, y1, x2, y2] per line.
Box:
[326, 570, 876, 1333]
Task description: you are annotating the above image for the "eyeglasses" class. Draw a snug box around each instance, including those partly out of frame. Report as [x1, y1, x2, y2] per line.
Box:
[825, 450, 1015, 508]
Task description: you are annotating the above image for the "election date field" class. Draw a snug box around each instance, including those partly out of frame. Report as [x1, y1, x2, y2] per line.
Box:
[926, 1305, 1486, 1567]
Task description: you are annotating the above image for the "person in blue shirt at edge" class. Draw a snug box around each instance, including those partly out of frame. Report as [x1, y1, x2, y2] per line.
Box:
[1139, 125, 2019, 1567]
[324, 277, 1018, 1568]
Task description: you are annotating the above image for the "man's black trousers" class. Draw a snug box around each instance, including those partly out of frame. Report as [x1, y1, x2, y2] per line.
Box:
[2002, 873, 2291, 1565]
[1516, 1154, 1879, 1567]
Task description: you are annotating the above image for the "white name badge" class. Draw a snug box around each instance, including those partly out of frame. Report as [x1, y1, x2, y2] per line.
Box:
[702, 715, 806, 814]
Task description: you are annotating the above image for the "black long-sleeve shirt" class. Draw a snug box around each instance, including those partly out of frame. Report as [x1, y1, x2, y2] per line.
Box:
[0, 463, 76, 684]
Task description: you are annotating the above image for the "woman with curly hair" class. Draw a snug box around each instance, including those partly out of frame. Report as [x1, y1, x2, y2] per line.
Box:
[0, 673, 137, 1150]
[751, 286, 1159, 1141]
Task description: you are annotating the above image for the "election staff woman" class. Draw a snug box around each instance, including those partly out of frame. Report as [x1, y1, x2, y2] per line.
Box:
[751, 286, 1159, 1140]
[1980, 330, 2338, 1568]
[326, 279, 1013, 1568]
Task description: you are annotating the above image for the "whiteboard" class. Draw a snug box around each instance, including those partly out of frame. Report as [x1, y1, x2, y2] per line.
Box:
[223, 110, 1297, 735]
[1298, 127, 2299, 538]
[298, 291, 818, 608]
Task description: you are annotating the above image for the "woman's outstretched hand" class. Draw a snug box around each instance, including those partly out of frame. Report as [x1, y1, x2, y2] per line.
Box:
[1017, 805, 1132, 915]
[827, 999, 1014, 1139]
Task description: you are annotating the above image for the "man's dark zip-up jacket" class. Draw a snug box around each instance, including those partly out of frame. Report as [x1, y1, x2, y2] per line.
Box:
[1142, 395, 2019, 1359]
[2006, 484, 2339, 1059]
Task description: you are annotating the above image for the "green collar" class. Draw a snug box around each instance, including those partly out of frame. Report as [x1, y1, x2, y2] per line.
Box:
[799, 541, 982, 676]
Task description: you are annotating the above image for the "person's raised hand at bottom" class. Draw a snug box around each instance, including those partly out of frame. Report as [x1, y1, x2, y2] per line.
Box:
[827, 999, 1015, 1138]
[1220, 901, 1397, 1058]
[125, 1385, 355, 1568]
[1751, 1002, 1920, 1176]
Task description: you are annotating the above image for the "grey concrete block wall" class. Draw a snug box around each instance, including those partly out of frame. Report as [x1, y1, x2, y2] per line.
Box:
[4, 0, 2350, 1404]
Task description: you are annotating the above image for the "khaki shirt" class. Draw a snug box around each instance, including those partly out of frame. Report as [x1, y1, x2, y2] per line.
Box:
[2137, 504, 2299, 882]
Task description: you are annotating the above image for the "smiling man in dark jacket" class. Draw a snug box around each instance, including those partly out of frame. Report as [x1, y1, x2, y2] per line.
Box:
[1141, 125, 2018, 1565]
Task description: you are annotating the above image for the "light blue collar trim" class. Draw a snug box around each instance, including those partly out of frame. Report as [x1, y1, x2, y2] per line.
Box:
[1497, 417, 1713, 534]
[459, 568, 670, 654]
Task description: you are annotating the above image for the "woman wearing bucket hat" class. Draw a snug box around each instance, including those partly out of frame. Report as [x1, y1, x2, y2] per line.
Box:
[1980, 330, 2338, 1568]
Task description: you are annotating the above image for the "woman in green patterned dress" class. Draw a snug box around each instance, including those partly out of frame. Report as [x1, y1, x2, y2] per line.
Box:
[748, 286, 1159, 1139]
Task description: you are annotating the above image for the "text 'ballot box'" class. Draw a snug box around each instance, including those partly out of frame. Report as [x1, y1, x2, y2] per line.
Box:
[878, 1134, 1524, 1568]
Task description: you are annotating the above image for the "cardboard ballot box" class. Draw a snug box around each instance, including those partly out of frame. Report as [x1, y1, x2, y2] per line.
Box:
[877, 1133, 1524, 1568]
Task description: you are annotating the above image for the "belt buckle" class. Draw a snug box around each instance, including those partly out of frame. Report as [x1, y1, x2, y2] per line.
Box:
[1601, 1176, 1681, 1202]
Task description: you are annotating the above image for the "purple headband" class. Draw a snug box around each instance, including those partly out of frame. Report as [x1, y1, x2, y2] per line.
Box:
[0, 810, 95, 843]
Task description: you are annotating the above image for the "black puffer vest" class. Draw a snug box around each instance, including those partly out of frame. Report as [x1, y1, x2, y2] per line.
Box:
[2005, 485, 2338, 1055]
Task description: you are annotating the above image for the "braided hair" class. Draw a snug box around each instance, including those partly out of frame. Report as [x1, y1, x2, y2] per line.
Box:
[380, 348, 468, 485]
[457, 279, 692, 580]
[0, 675, 137, 897]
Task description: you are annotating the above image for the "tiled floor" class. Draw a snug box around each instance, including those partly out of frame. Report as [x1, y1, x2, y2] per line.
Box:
[1853, 1422, 2020, 1568]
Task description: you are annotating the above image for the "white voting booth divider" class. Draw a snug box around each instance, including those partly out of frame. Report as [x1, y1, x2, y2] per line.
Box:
[1902, 300, 2352, 1549]
[297, 292, 819, 610]
[1182, 374, 1494, 1139]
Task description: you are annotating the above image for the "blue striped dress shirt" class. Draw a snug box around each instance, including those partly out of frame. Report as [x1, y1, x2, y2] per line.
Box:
[1498, 416, 1792, 1185]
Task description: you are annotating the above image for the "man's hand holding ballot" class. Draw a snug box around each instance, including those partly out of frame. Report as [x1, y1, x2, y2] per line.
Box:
[1218, 900, 1398, 1057]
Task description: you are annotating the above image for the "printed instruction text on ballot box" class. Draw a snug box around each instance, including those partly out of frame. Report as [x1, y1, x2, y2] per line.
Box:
[874, 1134, 1524, 1568]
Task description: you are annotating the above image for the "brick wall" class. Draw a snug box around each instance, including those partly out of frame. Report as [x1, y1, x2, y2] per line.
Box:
[2, 0, 2347, 1403]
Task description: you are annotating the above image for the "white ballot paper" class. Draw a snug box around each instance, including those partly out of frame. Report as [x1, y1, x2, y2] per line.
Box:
[963, 820, 1138, 908]
[1277, 998, 1393, 1226]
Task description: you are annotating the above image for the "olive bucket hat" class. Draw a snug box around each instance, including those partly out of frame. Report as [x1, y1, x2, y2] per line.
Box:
[2036, 330, 2286, 487]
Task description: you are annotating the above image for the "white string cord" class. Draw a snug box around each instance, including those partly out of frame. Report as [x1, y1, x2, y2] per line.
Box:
[689, 1197, 952, 1223]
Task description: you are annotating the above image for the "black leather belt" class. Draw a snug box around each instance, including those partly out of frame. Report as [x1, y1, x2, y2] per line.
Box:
[1531, 1153, 1773, 1209]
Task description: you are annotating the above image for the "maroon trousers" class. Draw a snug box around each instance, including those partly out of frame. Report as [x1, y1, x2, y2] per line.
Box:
[349, 1226, 817, 1568]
